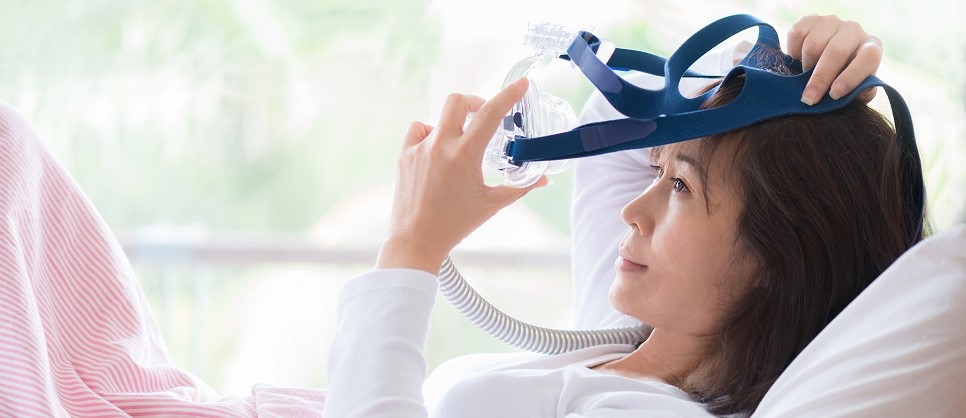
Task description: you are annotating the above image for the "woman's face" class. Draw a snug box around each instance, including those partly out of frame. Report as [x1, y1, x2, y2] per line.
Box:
[611, 139, 755, 337]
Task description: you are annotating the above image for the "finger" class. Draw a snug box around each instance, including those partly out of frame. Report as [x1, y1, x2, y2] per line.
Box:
[463, 77, 529, 156]
[803, 36, 858, 105]
[802, 23, 865, 105]
[488, 175, 549, 207]
[828, 37, 882, 100]
[403, 121, 434, 149]
[434, 93, 486, 141]
[856, 87, 877, 103]
[786, 14, 820, 61]
[799, 16, 840, 72]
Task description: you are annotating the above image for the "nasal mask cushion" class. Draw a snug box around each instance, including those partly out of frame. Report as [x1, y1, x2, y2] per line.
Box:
[478, 54, 579, 187]
[481, 14, 925, 244]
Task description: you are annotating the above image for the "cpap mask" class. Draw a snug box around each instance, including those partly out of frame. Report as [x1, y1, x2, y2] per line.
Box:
[448, 14, 925, 354]
[474, 22, 587, 187]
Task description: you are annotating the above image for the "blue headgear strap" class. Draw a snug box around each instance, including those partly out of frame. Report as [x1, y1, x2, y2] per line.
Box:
[505, 14, 925, 243]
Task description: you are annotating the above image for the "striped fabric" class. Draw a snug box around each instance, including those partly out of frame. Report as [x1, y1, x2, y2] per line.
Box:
[0, 102, 325, 417]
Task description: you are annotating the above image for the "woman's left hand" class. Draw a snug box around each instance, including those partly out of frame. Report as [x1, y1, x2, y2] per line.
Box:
[376, 78, 548, 275]
[786, 14, 883, 105]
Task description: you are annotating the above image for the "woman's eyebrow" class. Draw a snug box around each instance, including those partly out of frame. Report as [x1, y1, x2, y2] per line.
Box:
[675, 153, 707, 182]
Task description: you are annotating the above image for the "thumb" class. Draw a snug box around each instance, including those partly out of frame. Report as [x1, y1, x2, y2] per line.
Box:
[489, 176, 550, 207]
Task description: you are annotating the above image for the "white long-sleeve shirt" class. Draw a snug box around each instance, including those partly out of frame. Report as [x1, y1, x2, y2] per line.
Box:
[322, 47, 740, 418]
[325, 271, 715, 418]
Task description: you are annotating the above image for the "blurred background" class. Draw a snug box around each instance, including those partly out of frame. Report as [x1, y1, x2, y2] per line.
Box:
[0, 0, 961, 395]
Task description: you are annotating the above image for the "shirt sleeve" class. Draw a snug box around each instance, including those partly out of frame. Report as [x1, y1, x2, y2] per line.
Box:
[571, 45, 742, 330]
[322, 269, 439, 418]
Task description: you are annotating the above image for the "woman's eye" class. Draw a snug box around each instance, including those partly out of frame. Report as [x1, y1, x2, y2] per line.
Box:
[672, 178, 690, 193]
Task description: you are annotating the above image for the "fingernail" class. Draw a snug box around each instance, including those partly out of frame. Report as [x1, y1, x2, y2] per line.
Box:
[801, 87, 818, 106]
[513, 77, 528, 87]
[829, 82, 845, 100]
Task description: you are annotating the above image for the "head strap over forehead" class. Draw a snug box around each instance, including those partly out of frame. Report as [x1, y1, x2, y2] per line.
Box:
[505, 14, 925, 243]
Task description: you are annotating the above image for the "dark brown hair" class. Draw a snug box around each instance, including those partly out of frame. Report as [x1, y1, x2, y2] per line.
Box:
[655, 75, 925, 416]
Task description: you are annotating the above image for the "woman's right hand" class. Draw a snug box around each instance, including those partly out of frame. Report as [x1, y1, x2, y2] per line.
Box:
[376, 78, 548, 275]
[786, 14, 883, 105]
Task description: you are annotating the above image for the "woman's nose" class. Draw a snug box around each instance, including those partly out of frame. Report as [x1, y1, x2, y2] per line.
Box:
[620, 184, 660, 234]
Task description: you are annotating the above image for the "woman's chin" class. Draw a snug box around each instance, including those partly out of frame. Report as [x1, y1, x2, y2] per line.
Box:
[607, 275, 652, 319]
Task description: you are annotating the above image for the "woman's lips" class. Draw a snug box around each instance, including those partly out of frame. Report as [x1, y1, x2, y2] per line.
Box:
[616, 248, 647, 272]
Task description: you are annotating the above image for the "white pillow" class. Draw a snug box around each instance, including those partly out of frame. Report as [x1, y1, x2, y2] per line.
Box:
[752, 224, 966, 417]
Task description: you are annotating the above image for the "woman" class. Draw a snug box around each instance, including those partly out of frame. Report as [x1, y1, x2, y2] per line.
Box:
[323, 14, 921, 417]
[0, 14, 924, 418]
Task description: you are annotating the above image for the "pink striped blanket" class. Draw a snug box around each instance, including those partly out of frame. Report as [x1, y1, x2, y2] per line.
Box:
[0, 102, 326, 417]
